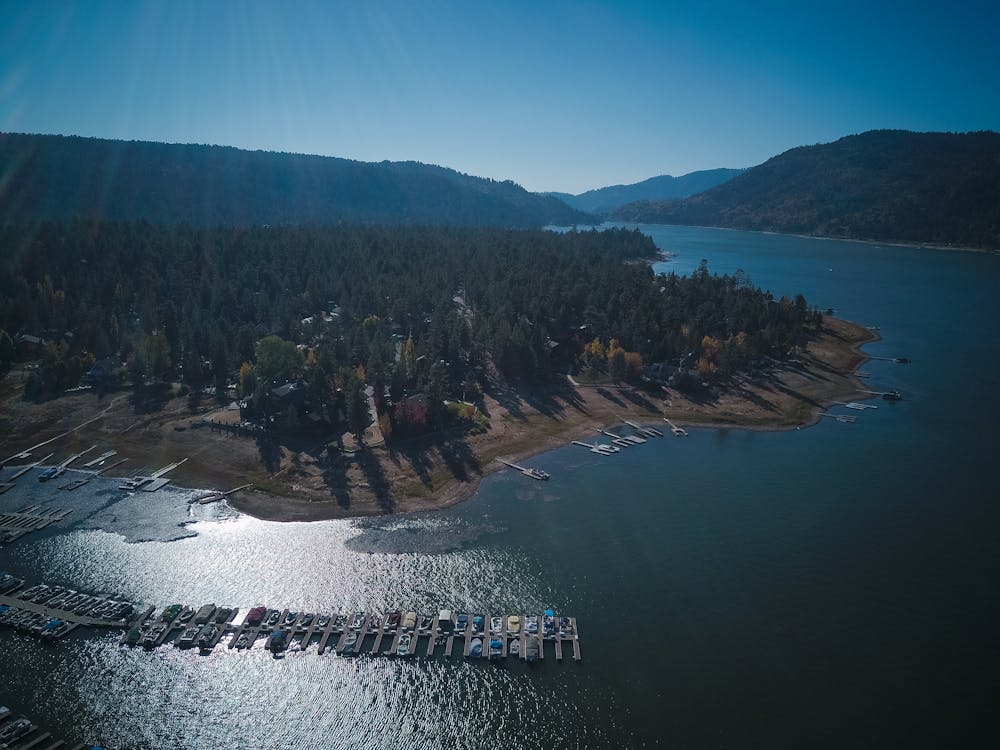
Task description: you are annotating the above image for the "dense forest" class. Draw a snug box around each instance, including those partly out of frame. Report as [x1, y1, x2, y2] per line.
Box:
[614, 130, 1000, 250]
[0, 133, 592, 228]
[0, 222, 816, 434]
[548, 168, 743, 214]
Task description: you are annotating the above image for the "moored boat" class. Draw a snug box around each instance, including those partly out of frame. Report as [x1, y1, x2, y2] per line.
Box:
[488, 638, 503, 660]
[525, 635, 540, 662]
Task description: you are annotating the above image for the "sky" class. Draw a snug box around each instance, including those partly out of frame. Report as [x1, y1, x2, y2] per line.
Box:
[1, 0, 998, 194]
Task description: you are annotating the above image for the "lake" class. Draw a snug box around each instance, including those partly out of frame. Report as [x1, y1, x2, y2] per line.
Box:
[2, 224, 998, 748]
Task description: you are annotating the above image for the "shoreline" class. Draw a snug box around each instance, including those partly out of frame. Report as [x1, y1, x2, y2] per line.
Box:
[1, 317, 877, 525]
[619, 220, 999, 256]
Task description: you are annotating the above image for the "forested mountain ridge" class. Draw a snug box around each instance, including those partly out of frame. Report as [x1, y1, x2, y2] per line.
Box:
[0, 133, 593, 228]
[548, 168, 743, 213]
[614, 130, 1000, 250]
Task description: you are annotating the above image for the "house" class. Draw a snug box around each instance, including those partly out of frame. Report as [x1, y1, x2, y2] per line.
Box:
[81, 357, 121, 388]
[396, 393, 428, 427]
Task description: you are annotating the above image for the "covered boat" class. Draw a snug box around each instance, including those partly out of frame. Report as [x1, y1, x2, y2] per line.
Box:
[525, 636, 540, 662]
[470, 637, 483, 658]
[489, 638, 503, 660]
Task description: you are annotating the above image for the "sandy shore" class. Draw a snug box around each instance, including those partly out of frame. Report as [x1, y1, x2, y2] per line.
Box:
[0, 317, 875, 523]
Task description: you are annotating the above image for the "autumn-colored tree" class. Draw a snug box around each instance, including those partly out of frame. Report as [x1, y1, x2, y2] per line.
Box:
[583, 337, 605, 369]
[624, 351, 644, 380]
[606, 338, 626, 381]
[238, 362, 256, 398]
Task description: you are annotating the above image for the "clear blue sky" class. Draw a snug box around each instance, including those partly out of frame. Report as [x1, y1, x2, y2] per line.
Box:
[2, 0, 998, 193]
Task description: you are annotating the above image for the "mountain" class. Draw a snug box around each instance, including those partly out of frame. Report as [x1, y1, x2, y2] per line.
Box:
[614, 130, 1000, 250]
[547, 168, 743, 214]
[0, 133, 593, 228]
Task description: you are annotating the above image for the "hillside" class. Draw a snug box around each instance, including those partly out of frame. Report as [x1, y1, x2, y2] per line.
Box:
[548, 168, 742, 213]
[0, 133, 593, 228]
[614, 130, 1000, 250]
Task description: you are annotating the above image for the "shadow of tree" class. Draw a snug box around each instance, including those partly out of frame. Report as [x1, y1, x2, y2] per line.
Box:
[618, 388, 659, 412]
[322, 451, 352, 509]
[256, 434, 281, 473]
[595, 387, 627, 407]
[732, 384, 777, 412]
[437, 438, 482, 483]
[393, 443, 434, 488]
[357, 448, 394, 513]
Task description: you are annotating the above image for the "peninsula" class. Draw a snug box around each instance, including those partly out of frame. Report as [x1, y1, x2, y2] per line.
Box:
[0, 217, 874, 522]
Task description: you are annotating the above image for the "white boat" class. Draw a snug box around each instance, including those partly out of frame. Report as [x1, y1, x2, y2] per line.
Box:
[397, 633, 412, 656]
[469, 637, 483, 657]
[342, 632, 358, 655]
[509, 638, 520, 656]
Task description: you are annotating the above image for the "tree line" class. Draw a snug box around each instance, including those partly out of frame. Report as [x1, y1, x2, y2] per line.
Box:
[0, 222, 818, 430]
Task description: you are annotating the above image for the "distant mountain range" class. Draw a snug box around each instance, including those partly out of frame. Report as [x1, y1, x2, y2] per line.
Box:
[546, 168, 743, 213]
[614, 130, 1000, 250]
[0, 133, 593, 228]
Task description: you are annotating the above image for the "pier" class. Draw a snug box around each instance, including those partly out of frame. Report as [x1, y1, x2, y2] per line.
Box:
[1, 453, 56, 494]
[120, 457, 188, 491]
[598, 429, 634, 448]
[572, 440, 618, 455]
[82, 450, 117, 468]
[0, 506, 73, 543]
[861, 389, 903, 401]
[4, 575, 584, 667]
[819, 412, 857, 423]
[833, 400, 877, 411]
[197, 483, 253, 505]
[663, 418, 688, 436]
[623, 419, 663, 438]
[496, 458, 550, 480]
[59, 458, 128, 491]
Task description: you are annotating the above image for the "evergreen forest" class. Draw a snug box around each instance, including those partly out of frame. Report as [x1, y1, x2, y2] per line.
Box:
[0, 222, 817, 433]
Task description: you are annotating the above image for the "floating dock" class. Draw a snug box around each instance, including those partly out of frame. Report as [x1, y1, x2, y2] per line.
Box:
[0, 506, 73, 543]
[663, 418, 688, 436]
[197, 483, 253, 504]
[623, 420, 663, 438]
[82, 450, 117, 468]
[572, 441, 618, 455]
[121, 458, 187, 491]
[119, 603, 580, 664]
[496, 458, 550, 480]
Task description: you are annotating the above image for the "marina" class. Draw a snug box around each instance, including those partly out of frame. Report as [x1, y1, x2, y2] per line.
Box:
[0, 506, 73, 543]
[1, 572, 585, 665]
[119, 600, 582, 664]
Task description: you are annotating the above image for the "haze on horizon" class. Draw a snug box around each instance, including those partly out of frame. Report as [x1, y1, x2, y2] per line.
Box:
[1, 0, 998, 194]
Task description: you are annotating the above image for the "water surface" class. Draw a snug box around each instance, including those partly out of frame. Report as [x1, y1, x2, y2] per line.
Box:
[2, 225, 998, 748]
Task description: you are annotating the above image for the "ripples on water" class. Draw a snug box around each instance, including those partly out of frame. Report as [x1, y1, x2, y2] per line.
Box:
[0, 469, 614, 748]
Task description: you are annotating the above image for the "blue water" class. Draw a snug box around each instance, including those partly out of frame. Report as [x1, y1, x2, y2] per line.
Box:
[2, 225, 999, 748]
